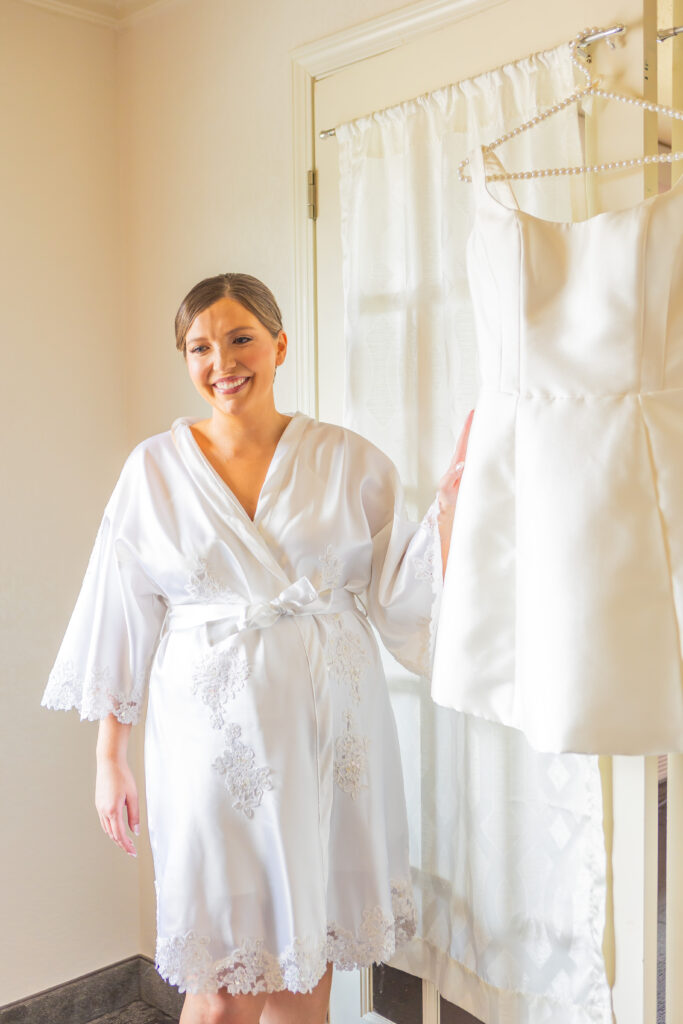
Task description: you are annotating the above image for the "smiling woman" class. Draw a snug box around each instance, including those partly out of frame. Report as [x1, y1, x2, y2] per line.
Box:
[175, 275, 292, 523]
[41, 270, 471, 1024]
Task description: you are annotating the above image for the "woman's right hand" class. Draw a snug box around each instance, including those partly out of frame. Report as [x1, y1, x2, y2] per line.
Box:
[95, 756, 140, 857]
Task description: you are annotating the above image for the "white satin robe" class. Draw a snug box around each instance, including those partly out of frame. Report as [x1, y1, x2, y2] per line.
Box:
[41, 411, 442, 996]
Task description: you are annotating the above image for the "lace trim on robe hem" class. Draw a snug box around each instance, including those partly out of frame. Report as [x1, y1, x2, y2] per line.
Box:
[40, 658, 146, 725]
[155, 879, 417, 997]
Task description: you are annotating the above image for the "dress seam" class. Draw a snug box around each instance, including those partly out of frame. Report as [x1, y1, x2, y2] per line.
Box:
[637, 397, 683, 677]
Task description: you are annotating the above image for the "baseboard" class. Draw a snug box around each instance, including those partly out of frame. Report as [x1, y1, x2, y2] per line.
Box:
[139, 956, 184, 1018]
[0, 955, 183, 1024]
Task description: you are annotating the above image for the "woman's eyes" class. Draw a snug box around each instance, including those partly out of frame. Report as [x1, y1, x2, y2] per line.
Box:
[189, 337, 252, 354]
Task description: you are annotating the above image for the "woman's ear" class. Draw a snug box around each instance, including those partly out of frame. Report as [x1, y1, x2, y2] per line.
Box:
[275, 330, 288, 366]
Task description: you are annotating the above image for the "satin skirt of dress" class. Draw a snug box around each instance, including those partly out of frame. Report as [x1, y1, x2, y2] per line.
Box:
[430, 385, 683, 755]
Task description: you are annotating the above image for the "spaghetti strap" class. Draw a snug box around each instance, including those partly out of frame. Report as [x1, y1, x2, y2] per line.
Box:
[469, 142, 520, 211]
[467, 142, 486, 192]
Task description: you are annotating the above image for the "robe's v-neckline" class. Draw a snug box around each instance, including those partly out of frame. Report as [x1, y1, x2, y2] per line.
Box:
[172, 411, 308, 526]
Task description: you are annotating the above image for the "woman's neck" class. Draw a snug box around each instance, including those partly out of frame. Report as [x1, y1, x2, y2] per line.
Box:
[202, 405, 291, 458]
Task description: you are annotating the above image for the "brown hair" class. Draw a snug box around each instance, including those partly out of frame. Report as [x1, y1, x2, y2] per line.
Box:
[175, 273, 283, 356]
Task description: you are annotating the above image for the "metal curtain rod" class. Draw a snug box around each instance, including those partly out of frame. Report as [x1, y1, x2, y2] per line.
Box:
[576, 24, 624, 51]
[317, 21, 681, 139]
[659, 25, 683, 41]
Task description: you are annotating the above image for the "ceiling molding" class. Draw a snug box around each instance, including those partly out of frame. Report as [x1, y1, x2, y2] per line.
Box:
[290, 0, 508, 80]
[17, 0, 182, 30]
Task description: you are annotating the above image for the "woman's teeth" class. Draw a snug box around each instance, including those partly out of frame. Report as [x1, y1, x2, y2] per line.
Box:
[214, 377, 249, 393]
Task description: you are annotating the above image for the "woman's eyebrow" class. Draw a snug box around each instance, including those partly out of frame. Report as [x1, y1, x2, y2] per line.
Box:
[187, 326, 255, 344]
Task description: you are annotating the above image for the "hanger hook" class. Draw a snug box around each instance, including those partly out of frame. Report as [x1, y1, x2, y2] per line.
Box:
[571, 24, 626, 64]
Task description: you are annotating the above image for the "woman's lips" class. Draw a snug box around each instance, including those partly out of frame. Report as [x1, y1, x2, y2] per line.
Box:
[213, 376, 250, 395]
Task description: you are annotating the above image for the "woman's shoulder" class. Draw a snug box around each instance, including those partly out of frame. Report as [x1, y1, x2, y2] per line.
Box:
[300, 414, 396, 476]
[98, 427, 179, 523]
[101, 428, 176, 509]
[302, 414, 387, 454]
[122, 427, 176, 473]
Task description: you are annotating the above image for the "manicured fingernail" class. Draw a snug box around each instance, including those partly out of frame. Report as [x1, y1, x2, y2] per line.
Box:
[129, 850, 137, 857]
[134, 825, 140, 835]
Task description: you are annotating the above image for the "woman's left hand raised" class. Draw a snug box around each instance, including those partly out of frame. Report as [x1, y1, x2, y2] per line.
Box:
[435, 409, 474, 576]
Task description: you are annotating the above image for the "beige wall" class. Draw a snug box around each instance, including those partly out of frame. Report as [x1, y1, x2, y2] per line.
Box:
[0, 0, 134, 1005]
[117, 0, 404, 447]
[0, 0, 422, 1004]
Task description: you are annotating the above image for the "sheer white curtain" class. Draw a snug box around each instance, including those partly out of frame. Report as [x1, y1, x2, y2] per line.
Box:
[336, 45, 613, 1024]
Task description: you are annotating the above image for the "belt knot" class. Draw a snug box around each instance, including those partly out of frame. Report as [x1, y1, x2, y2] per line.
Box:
[166, 576, 359, 646]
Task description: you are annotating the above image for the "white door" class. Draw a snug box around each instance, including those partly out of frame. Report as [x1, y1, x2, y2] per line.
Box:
[310, 1, 648, 1020]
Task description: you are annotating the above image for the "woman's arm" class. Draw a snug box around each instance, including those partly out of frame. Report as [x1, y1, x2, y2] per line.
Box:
[95, 713, 139, 857]
[96, 712, 132, 762]
[436, 409, 474, 576]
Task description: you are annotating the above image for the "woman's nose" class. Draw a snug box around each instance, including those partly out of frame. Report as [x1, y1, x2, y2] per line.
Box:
[212, 349, 237, 372]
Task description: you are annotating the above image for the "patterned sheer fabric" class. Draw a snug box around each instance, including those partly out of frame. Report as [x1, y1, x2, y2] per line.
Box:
[336, 42, 614, 1024]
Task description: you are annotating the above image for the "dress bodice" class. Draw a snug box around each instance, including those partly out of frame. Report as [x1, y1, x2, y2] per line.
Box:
[467, 143, 683, 397]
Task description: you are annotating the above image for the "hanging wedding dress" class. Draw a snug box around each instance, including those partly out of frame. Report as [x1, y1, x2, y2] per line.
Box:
[431, 142, 683, 755]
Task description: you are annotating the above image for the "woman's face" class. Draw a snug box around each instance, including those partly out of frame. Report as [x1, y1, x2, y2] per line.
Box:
[184, 297, 287, 416]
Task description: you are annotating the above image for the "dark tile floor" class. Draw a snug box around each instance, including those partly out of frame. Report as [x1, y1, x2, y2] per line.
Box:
[88, 1001, 177, 1024]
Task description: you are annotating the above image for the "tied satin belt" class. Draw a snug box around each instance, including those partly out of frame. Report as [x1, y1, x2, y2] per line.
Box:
[166, 576, 359, 646]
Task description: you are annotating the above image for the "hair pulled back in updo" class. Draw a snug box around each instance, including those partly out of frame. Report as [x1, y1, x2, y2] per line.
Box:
[174, 273, 283, 356]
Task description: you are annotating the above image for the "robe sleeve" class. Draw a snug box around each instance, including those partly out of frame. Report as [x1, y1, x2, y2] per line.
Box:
[40, 453, 167, 726]
[358, 442, 444, 678]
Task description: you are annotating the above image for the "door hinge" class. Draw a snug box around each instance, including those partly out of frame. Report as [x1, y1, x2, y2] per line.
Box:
[307, 169, 317, 221]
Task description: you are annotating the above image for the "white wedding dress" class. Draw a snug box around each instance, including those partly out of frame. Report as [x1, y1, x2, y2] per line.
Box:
[431, 142, 683, 755]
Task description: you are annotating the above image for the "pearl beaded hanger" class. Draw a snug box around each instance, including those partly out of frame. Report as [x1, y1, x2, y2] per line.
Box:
[458, 25, 683, 183]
